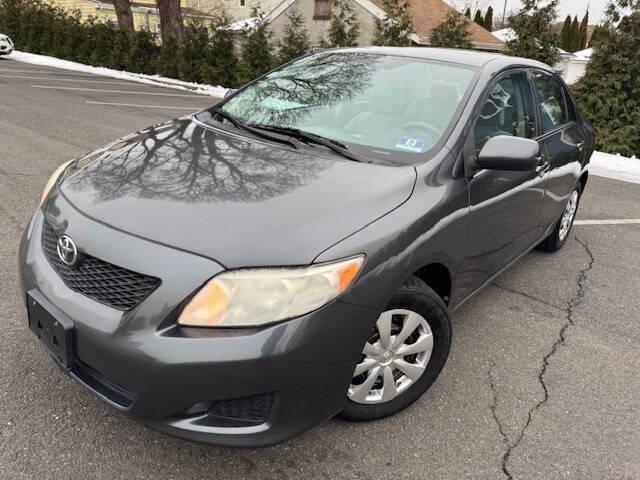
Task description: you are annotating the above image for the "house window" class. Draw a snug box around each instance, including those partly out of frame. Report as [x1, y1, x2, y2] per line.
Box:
[314, 0, 331, 20]
[240, 0, 246, 6]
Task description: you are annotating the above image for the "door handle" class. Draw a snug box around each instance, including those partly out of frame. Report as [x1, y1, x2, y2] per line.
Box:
[577, 141, 585, 151]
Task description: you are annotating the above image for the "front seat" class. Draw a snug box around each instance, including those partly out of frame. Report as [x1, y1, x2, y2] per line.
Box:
[345, 86, 406, 136]
[404, 81, 460, 132]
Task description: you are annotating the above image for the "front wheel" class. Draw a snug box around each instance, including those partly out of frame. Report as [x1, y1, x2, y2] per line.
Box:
[538, 182, 582, 252]
[338, 277, 451, 421]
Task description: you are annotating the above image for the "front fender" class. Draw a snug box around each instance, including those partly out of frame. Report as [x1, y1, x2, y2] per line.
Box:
[315, 152, 470, 310]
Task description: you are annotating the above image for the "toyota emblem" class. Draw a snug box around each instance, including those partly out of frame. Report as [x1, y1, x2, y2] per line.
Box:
[56, 235, 78, 266]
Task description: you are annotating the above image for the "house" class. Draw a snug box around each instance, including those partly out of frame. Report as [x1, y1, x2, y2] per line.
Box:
[563, 47, 592, 84]
[48, 0, 208, 32]
[46, 0, 282, 31]
[265, 0, 505, 50]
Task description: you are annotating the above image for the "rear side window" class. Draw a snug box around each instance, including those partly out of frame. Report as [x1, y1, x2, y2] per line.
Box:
[532, 73, 571, 132]
[474, 72, 535, 152]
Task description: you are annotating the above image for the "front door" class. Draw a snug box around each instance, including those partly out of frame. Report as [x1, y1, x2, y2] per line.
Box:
[455, 70, 548, 302]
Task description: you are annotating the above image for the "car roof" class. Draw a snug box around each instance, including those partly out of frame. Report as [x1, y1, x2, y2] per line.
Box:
[331, 46, 552, 72]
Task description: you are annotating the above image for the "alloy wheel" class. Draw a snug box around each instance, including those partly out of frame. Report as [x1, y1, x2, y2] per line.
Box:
[559, 190, 579, 241]
[348, 309, 433, 405]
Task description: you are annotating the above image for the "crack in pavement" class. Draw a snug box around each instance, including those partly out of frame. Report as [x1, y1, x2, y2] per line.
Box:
[488, 363, 511, 479]
[492, 284, 566, 311]
[489, 235, 595, 480]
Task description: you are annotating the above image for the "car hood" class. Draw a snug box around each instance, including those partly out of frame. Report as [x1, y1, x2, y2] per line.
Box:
[59, 118, 416, 267]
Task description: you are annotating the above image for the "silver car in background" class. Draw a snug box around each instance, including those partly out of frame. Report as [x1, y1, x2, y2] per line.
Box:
[0, 34, 14, 56]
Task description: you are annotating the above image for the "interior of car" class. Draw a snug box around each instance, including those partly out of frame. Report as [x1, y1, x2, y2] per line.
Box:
[301, 62, 473, 154]
[473, 74, 533, 152]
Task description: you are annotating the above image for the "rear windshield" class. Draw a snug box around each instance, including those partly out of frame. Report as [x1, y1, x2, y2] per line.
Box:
[213, 52, 476, 164]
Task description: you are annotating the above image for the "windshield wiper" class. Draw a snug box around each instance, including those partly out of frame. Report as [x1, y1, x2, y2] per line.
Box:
[206, 109, 299, 149]
[248, 124, 370, 163]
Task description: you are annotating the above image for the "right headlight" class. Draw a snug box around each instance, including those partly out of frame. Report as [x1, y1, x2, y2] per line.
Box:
[178, 255, 365, 328]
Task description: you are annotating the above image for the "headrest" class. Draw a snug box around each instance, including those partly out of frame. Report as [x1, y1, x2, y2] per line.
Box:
[429, 81, 459, 100]
[368, 83, 405, 116]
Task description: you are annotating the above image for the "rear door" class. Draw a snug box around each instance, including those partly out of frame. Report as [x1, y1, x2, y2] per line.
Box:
[455, 69, 548, 300]
[529, 70, 587, 231]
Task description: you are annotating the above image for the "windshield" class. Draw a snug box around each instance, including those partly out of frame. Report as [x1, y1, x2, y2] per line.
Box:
[214, 52, 476, 164]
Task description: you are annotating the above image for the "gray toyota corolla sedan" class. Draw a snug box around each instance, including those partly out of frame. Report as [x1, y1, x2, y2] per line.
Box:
[19, 47, 593, 447]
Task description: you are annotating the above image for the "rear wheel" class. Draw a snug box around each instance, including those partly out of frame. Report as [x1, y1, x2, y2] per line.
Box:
[538, 182, 582, 252]
[339, 277, 451, 421]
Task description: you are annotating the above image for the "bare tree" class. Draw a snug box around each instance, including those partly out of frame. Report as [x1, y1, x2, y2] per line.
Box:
[155, 0, 185, 45]
[112, 0, 135, 37]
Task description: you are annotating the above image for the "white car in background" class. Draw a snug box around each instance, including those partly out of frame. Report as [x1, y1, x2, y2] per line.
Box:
[0, 34, 14, 56]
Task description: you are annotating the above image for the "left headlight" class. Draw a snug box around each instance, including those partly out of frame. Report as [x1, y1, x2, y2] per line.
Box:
[178, 255, 365, 328]
[40, 160, 73, 207]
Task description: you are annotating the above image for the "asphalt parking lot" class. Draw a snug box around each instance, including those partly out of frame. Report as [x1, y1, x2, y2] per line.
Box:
[1, 57, 640, 480]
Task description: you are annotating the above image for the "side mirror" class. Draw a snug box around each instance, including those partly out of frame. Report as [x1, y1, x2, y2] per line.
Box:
[476, 135, 540, 171]
[223, 88, 238, 98]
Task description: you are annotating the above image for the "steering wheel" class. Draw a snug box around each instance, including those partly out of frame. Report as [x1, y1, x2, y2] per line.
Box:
[400, 121, 441, 140]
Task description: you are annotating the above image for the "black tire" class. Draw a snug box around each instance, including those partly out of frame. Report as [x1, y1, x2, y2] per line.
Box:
[538, 182, 582, 253]
[338, 276, 452, 422]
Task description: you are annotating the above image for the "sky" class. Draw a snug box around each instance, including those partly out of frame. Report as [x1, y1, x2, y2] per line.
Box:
[448, 0, 610, 24]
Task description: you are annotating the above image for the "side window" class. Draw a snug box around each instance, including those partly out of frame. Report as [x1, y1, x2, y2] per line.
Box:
[474, 73, 535, 152]
[532, 73, 571, 132]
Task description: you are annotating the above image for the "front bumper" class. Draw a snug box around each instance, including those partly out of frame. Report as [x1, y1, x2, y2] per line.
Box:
[0, 43, 13, 55]
[18, 193, 379, 446]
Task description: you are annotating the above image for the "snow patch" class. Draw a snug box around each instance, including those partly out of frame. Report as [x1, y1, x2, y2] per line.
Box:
[228, 17, 260, 31]
[589, 151, 640, 185]
[491, 28, 517, 43]
[573, 48, 593, 61]
[8, 50, 229, 98]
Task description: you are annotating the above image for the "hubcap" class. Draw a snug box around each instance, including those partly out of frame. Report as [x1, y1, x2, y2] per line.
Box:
[347, 309, 433, 405]
[559, 190, 579, 241]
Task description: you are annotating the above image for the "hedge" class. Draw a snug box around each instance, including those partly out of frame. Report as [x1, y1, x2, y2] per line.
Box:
[0, 0, 244, 86]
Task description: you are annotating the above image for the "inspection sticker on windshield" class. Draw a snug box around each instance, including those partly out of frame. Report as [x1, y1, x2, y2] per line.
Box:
[396, 137, 426, 152]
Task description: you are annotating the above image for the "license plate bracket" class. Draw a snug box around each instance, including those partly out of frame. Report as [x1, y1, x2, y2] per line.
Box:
[27, 294, 75, 369]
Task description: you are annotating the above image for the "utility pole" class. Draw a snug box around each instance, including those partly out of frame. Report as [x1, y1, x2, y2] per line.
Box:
[501, 0, 508, 28]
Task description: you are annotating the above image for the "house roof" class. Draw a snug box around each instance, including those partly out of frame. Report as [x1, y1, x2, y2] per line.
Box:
[266, 0, 504, 50]
[369, 0, 505, 50]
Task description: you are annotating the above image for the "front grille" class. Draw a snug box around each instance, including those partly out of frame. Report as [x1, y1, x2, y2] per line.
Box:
[41, 221, 161, 311]
[207, 393, 275, 427]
